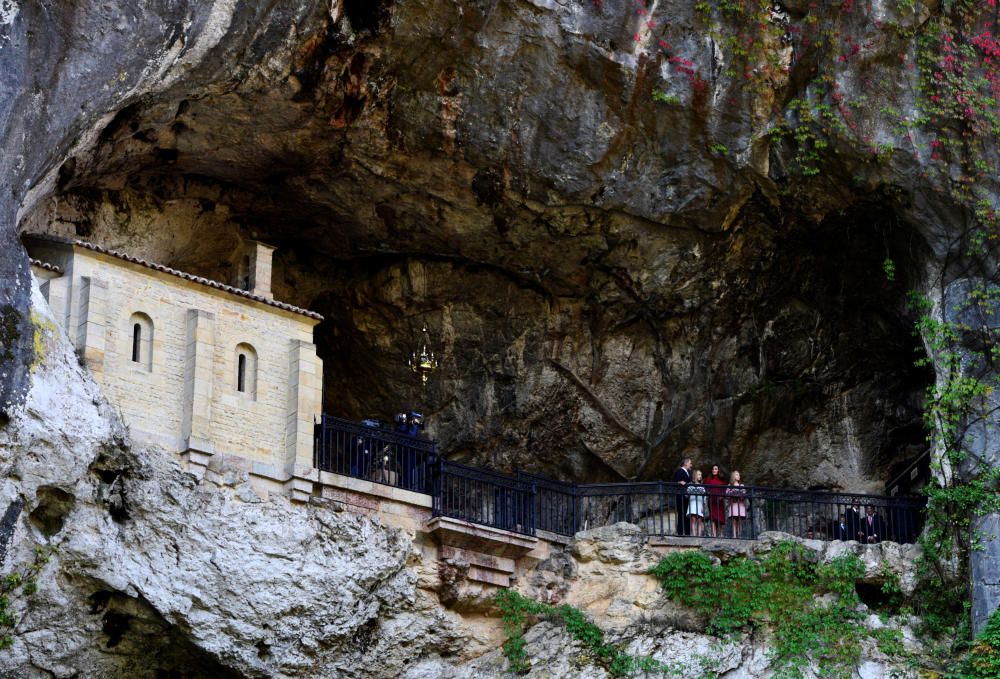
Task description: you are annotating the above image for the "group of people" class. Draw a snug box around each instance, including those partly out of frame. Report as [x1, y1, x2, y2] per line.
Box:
[671, 458, 748, 538]
[671, 458, 901, 543]
[832, 499, 888, 544]
[347, 411, 433, 491]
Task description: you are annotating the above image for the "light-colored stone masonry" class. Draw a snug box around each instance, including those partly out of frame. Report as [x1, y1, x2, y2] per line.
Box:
[25, 235, 323, 500]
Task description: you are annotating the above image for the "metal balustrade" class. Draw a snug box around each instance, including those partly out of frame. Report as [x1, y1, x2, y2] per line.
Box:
[516, 470, 577, 536]
[566, 482, 925, 543]
[313, 415, 438, 494]
[435, 460, 536, 536]
[315, 415, 927, 543]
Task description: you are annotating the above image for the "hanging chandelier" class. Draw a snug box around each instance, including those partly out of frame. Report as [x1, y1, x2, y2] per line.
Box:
[408, 326, 439, 385]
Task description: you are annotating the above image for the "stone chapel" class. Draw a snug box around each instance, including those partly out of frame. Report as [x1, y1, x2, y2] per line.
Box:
[23, 234, 323, 501]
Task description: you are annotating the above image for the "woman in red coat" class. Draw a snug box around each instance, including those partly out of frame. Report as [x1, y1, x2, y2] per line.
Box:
[704, 464, 727, 537]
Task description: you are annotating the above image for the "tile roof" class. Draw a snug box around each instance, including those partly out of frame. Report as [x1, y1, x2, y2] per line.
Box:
[29, 258, 63, 274]
[22, 234, 323, 321]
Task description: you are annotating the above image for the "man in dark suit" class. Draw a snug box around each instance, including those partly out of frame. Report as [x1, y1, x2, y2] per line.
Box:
[860, 505, 886, 544]
[672, 457, 693, 536]
[845, 498, 863, 541]
[831, 513, 851, 541]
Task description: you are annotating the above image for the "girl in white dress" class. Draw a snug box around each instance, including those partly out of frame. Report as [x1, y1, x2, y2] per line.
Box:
[687, 470, 707, 537]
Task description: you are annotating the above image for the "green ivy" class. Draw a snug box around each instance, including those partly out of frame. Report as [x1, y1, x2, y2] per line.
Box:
[650, 542, 875, 678]
[495, 589, 685, 676]
[652, 90, 681, 105]
[964, 607, 1000, 678]
[906, 284, 1000, 649]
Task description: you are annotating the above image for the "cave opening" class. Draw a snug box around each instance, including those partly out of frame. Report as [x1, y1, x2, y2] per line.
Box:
[694, 192, 935, 492]
[12, 70, 939, 494]
[343, 0, 390, 35]
[16, 175, 936, 493]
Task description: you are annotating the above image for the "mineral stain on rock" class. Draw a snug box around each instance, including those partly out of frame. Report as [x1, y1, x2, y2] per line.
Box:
[0, 498, 23, 567]
[0, 305, 20, 365]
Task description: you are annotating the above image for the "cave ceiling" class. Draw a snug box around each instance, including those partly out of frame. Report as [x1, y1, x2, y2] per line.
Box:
[14, 0, 987, 492]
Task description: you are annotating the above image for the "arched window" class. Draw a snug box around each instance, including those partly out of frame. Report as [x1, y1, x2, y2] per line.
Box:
[131, 324, 142, 362]
[235, 343, 258, 400]
[128, 312, 153, 370]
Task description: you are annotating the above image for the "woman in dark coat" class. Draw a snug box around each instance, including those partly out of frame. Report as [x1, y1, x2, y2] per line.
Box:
[704, 464, 727, 537]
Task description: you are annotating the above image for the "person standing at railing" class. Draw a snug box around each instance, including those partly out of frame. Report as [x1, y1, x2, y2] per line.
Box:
[846, 498, 863, 541]
[350, 435, 370, 479]
[726, 471, 748, 538]
[704, 464, 727, 537]
[860, 505, 886, 543]
[831, 513, 851, 541]
[687, 470, 708, 537]
[672, 457, 693, 535]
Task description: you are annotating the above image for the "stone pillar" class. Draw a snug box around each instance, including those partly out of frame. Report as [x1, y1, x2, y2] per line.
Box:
[181, 309, 215, 478]
[285, 339, 321, 501]
[942, 278, 1000, 637]
[43, 274, 70, 328]
[249, 242, 275, 300]
[972, 514, 1000, 636]
[967, 383, 1000, 636]
[76, 276, 107, 377]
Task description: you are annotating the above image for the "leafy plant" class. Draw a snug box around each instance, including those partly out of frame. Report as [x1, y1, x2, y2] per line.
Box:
[882, 257, 896, 282]
[495, 589, 685, 676]
[650, 542, 880, 678]
[965, 607, 1000, 678]
[907, 282, 1000, 649]
[0, 546, 52, 650]
[871, 627, 907, 658]
[652, 90, 681, 105]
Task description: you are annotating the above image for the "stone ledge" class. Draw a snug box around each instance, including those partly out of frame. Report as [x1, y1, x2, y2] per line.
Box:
[440, 545, 517, 588]
[648, 535, 757, 556]
[536, 529, 573, 546]
[425, 516, 538, 559]
[439, 545, 516, 574]
[317, 470, 433, 508]
[467, 566, 511, 587]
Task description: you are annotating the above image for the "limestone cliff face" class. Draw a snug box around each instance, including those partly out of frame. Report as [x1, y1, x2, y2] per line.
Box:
[0, 286, 466, 678]
[10, 0, 979, 491]
[1, 0, 999, 674]
[0, 293, 925, 676]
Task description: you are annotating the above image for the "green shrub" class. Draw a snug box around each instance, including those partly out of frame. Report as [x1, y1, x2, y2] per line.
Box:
[494, 589, 684, 676]
[649, 542, 870, 678]
[965, 608, 1000, 678]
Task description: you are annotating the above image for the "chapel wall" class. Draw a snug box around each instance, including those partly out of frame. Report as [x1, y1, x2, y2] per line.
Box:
[59, 248, 321, 475]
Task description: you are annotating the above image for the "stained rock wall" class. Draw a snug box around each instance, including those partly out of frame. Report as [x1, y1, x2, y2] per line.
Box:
[2, 0, 999, 670]
[10, 0, 955, 492]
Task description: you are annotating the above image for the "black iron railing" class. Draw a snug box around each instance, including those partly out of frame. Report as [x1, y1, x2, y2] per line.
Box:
[435, 460, 536, 536]
[314, 415, 927, 543]
[533, 480, 925, 543]
[516, 470, 577, 536]
[314, 415, 438, 494]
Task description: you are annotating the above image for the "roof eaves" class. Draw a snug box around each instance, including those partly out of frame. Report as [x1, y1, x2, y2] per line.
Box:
[21, 233, 323, 321]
